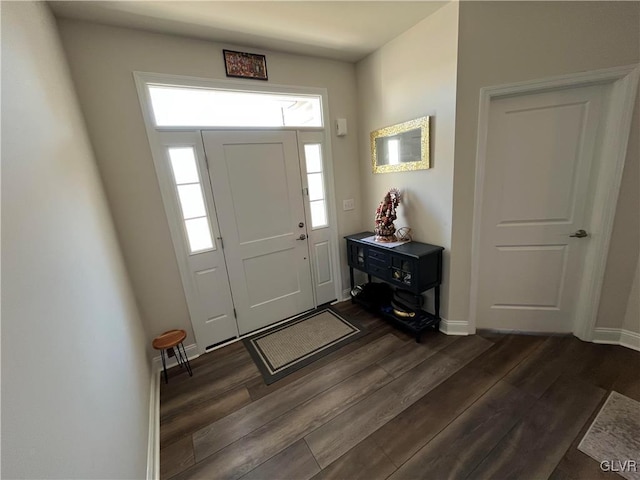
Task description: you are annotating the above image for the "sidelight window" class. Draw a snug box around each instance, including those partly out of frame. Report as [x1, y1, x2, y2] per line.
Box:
[168, 147, 214, 253]
[304, 143, 328, 228]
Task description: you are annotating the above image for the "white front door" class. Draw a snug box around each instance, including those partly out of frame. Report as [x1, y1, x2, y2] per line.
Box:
[475, 84, 606, 332]
[203, 130, 314, 335]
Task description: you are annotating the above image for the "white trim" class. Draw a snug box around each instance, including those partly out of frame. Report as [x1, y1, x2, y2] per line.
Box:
[592, 328, 624, 344]
[469, 64, 640, 339]
[135, 71, 329, 117]
[439, 318, 470, 336]
[620, 330, 640, 351]
[146, 370, 160, 480]
[477, 329, 571, 337]
[152, 343, 200, 372]
[342, 288, 352, 302]
[593, 328, 640, 352]
[574, 66, 640, 341]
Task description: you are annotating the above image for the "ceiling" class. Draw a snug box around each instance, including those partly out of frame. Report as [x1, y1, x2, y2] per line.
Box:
[48, 1, 448, 62]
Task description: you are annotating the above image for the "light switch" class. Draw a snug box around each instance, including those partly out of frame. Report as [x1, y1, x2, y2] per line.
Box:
[336, 118, 348, 136]
[343, 198, 355, 211]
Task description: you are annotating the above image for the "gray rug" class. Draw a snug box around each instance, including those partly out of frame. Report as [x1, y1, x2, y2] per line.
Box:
[578, 391, 640, 480]
[244, 308, 367, 385]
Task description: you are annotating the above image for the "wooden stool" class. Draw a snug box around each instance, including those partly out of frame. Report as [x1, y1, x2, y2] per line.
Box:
[152, 329, 193, 384]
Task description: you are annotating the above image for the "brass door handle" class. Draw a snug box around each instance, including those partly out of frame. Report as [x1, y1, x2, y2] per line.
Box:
[296, 234, 307, 240]
[569, 229, 588, 238]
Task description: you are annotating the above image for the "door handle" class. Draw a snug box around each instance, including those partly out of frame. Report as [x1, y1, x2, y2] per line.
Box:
[569, 229, 588, 238]
[296, 234, 307, 241]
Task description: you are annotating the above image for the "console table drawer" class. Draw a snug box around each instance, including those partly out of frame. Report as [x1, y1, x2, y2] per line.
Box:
[368, 248, 389, 264]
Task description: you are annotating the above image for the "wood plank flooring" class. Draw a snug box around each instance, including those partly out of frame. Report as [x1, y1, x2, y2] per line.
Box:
[159, 301, 640, 480]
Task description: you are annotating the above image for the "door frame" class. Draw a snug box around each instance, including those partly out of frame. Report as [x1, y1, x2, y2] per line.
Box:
[469, 64, 639, 340]
[134, 72, 343, 351]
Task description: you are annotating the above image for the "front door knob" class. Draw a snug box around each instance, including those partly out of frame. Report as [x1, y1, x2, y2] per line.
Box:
[569, 229, 588, 238]
[296, 234, 307, 241]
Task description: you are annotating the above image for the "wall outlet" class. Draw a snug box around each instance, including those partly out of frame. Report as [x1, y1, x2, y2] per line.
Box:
[343, 198, 355, 211]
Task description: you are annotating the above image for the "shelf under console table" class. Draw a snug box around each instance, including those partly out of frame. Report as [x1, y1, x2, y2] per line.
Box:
[345, 232, 444, 341]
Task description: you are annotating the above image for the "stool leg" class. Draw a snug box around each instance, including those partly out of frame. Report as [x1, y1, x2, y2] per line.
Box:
[179, 342, 193, 377]
[174, 345, 185, 369]
[174, 344, 184, 368]
[160, 349, 169, 384]
[173, 347, 184, 369]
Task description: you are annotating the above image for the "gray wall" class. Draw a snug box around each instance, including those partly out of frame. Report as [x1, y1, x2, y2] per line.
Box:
[355, 2, 458, 317]
[1, 3, 151, 478]
[599, 97, 639, 331]
[56, 19, 362, 354]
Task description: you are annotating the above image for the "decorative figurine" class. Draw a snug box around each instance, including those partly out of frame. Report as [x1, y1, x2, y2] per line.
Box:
[374, 188, 401, 242]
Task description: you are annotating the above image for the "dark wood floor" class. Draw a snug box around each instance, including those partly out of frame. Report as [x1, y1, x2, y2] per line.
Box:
[159, 301, 640, 480]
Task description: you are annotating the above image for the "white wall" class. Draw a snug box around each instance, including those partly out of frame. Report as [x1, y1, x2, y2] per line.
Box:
[355, 2, 458, 317]
[56, 19, 361, 353]
[449, 1, 640, 330]
[1, 3, 151, 478]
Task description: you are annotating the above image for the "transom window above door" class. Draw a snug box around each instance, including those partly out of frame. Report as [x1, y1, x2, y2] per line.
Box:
[147, 85, 323, 128]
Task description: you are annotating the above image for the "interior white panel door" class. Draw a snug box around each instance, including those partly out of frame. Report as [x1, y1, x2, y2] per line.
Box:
[203, 131, 314, 335]
[476, 84, 605, 332]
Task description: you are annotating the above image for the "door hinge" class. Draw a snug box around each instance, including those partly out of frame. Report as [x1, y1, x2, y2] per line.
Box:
[217, 237, 224, 249]
[303, 187, 309, 196]
[204, 152, 210, 169]
[233, 308, 237, 318]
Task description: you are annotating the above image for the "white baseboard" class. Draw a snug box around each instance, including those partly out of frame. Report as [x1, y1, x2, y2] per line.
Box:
[439, 318, 470, 336]
[592, 328, 640, 351]
[146, 369, 160, 480]
[592, 328, 622, 344]
[342, 288, 352, 302]
[152, 343, 200, 372]
[620, 329, 640, 351]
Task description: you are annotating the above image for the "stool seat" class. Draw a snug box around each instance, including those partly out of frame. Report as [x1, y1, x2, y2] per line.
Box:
[152, 329, 192, 383]
[153, 329, 187, 350]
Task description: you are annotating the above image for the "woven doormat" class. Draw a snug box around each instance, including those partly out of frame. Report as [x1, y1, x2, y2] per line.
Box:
[243, 308, 367, 385]
[578, 391, 640, 480]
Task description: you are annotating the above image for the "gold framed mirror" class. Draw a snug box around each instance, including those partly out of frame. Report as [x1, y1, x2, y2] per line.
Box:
[371, 116, 430, 174]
